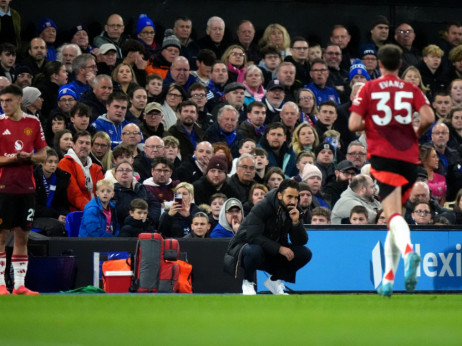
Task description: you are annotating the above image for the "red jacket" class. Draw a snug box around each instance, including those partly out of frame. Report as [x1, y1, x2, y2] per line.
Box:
[58, 154, 104, 211]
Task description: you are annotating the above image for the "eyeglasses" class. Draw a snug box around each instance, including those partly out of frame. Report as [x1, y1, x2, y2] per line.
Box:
[299, 96, 313, 101]
[231, 52, 245, 57]
[140, 31, 155, 36]
[116, 168, 133, 173]
[311, 69, 328, 73]
[292, 47, 308, 51]
[84, 65, 97, 70]
[347, 152, 366, 156]
[153, 169, 171, 174]
[238, 165, 256, 171]
[167, 93, 183, 98]
[414, 209, 431, 215]
[93, 143, 109, 148]
[107, 24, 124, 29]
[145, 112, 162, 118]
[122, 131, 141, 136]
[432, 131, 449, 135]
[191, 94, 206, 99]
[397, 29, 414, 35]
[145, 145, 164, 150]
[265, 55, 280, 60]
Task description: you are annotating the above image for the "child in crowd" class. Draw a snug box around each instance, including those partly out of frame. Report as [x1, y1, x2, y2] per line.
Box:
[252, 147, 269, 183]
[104, 144, 139, 182]
[349, 205, 369, 225]
[119, 198, 154, 237]
[308, 44, 322, 64]
[162, 135, 181, 171]
[294, 151, 315, 181]
[229, 138, 257, 175]
[145, 73, 163, 103]
[185, 212, 212, 238]
[208, 193, 226, 230]
[311, 207, 331, 225]
[79, 179, 120, 237]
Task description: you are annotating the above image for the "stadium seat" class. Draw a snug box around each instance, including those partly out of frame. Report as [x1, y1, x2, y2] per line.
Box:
[65, 211, 84, 237]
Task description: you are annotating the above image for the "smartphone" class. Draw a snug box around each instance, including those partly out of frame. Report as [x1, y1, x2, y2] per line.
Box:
[174, 193, 183, 207]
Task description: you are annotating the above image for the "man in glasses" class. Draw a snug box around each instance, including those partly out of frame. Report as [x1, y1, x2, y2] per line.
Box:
[284, 36, 310, 85]
[66, 54, 97, 99]
[93, 14, 125, 59]
[394, 23, 421, 71]
[306, 58, 340, 105]
[324, 43, 349, 103]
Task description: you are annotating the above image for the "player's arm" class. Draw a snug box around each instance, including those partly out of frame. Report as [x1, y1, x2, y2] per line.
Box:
[349, 112, 365, 132]
[416, 105, 435, 138]
[30, 146, 49, 165]
[0, 155, 20, 167]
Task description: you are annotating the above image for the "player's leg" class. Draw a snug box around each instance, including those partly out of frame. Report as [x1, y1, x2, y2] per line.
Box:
[0, 229, 10, 295]
[379, 230, 400, 296]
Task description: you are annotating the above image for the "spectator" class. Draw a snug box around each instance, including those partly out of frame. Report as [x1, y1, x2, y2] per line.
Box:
[112, 62, 138, 94]
[410, 202, 433, 225]
[345, 141, 368, 171]
[139, 102, 166, 139]
[375, 209, 387, 225]
[54, 86, 77, 119]
[126, 86, 147, 124]
[70, 25, 95, 55]
[291, 122, 319, 155]
[311, 207, 332, 225]
[145, 31, 181, 79]
[208, 193, 226, 230]
[161, 83, 186, 129]
[324, 159, 357, 207]
[452, 189, 462, 224]
[66, 54, 97, 99]
[90, 131, 112, 172]
[173, 17, 200, 69]
[57, 43, 81, 75]
[143, 156, 179, 205]
[293, 151, 315, 182]
[93, 14, 126, 59]
[68, 102, 94, 136]
[145, 73, 163, 103]
[175, 141, 213, 183]
[197, 16, 229, 58]
[46, 113, 68, 146]
[120, 123, 143, 157]
[52, 129, 72, 160]
[184, 212, 211, 239]
[301, 163, 330, 209]
[210, 198, 244, 238]
[420, 144, 446, 205]
[264, 166, 285, 191]
[297, 88, 318, 125]
[119, 198, 155, 237]
[227, 153, 257, 204]
[133, 135, 165, 183]
[80, 74, 113, 122]
[243, 65, 265, 105]
[243, 183, 268, 216]
[221, 44, 246, 83]
[136, 14, 156, 60]
[258, 23, 291, 59]
[238, 101, 267, 143]
[298, 182, 313, 224]
[22, 37, 48, 76]
[349, 205, 369, 225]
[190, 49, 216, 87]
[38, 18, 57, 61]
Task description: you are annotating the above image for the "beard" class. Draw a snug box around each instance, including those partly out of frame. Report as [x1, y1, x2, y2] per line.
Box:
[279, 198, 297, 212]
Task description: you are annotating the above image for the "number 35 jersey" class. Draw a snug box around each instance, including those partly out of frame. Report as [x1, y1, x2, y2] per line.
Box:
[350, 75, 429, 164]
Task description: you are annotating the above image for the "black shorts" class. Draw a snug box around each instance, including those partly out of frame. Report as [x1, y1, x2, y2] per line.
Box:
[369, 156, 417, 202]
[0, 194, 35, 230]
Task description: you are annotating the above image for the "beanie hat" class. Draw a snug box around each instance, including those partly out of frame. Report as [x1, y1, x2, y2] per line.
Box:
[371, 15, 390, 30]
[21, 87, 41, 108]
[136, 14, 155, 35]
[70, 24, 88, 38]
[314, 142, 335, 157]
[39, 18, 57, 34]
[206, 155, 228, 173]
[360, 44, 377, 59]
[301, 164, 322, 182]
[349, 59, 371, 81]
[162, 29, 181, 50]
[57, 86, 77, 101]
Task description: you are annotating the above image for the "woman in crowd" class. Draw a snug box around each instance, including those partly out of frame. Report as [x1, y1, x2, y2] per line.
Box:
[90, 131, 112, 172]
[420, 144, 446, 205]
[243, 65, 265, 105]
[161, 83, 186, 129]
[259, 23, 291, 59]
[446, 106, 462, 153]
[221, 44, 247, 83]
[297, 88, 318, 125]
[112, 62, 138, 94]
[112, 161, 161, 228]
[401, 66, 430, 96]
[158, 182, 201, 238]
[449, 79, 462, 107]
[53, 129, 73, 160]
[452, 189, 462, 224]
[126, 86, 148, 124]
[264, 167, 285, 191]
[213, 142, 233, 174]
[291, 122, 319, 155]
[410, 202, 433, 225]
[242, 183, 268, 216]
[136, 14, 157, 60]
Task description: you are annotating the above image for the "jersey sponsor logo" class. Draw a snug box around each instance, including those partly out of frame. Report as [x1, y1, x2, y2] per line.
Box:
[14, 140, 24, 151]
[2, 129, 11, 135]
[24, 127, 33, 136]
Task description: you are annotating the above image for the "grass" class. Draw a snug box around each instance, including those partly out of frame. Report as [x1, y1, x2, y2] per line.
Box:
[2, 294, 462, 346]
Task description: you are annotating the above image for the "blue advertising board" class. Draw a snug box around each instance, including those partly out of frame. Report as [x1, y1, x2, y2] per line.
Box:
[257, 228, 462, 292]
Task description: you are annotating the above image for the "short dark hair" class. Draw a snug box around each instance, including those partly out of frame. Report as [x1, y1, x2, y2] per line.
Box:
[46, 148, 58, 158]
[311, 206, 331, 219]
[151, 156, 173, 170]
[319, 100, 338, 113]
[310, 58, 328, 68]
[260, 45, 281, 59]
[122, 39, 144, 56]
[72, 130, 92, 143]
[129, 198, 148, 211]
[188, 83, 207, 96]
[264, 122, 286, 136]
[291, 36, 308, 48]
[350, 205, 368, 218]
[197, 49, 217, 66]
[0, 84, 22, 97]
[146, 73, 163, 84]
[112, 144, 133, 160]
[107, 92, 129, 105]
[252, 147, 267, 157]
[378, 44, 403, 71]
[210, 193, 227, 204]
[277, 179, 300, 194]
[70, 102, 91, 118]
[239, 138, 256, 149]
[0, 42, 16, 55]
[177, 100, 198, 114]
[247, 101, 266, 113]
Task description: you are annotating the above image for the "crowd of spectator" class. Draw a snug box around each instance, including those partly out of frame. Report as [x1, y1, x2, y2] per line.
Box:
[2, 2, 462, 238]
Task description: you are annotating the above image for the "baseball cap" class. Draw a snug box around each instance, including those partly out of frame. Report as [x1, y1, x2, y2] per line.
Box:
[336, 160, 357, 172]
[144, 102, 162, 114]
[266, 79, 285, 91]
[99, 43, 117, 55]
[224, 198, 243, 213]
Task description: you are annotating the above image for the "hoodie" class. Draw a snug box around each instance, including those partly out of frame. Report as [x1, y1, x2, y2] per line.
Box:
[90, 114, 132, 149]
[210, 198, 244, 238]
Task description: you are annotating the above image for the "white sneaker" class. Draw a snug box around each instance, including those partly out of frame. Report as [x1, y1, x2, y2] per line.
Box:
[264, 277, 288, 295]
[242, 279, 257, 295]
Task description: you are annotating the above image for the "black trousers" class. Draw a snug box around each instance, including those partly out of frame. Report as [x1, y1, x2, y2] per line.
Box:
[242, 244, 312, 283]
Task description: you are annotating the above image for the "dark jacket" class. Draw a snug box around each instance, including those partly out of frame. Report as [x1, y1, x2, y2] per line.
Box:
[133, 152, 153, 183]
[33, 165, 70, 218]
[193, 175, 238, 206]
[113, 181, 161, 228]
[284, 55, 311, 86]
[35, 79, 59, 121]
[119, 215, 155, 237]
[224, 189, 308, 277]
[197, 35, 230, 60]
[203, 121, 243, 158]
[167, 120, 205, 159]
[79, 89, 107, 122]
[227, 174, 256, 204]
[258, 135, 297, 177]
[175, 156, 205, 184]
[158, 203, 201, 238]
[404, 197, 455, 225]
[139, 121, 167, 140]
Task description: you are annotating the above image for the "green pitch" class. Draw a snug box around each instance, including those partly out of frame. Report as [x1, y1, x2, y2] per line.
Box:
[2, 294, 462, 345]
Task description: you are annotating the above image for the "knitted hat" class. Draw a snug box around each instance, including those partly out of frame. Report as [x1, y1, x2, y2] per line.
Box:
[314, 142, 335, 157]
[349, 59, 371, 81]
[137, 14, 155, 35]
[162, 29, 181, 50]
[39, 18, 57, 34]
[206, 155, 228, 173]
[301, 164, 322, 181]
[360, 44, 377, 59]
[57, 86, 77, 101]
[70, 24, 88, 38]
[224, 82, 246, 94]
[371, 15, 390, 30]
[15, 65, 33, 76]
[21, 87, 41, 108]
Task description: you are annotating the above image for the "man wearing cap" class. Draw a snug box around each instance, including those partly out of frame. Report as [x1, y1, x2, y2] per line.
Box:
[301, 163, 330, 209]
[22, 38, 48, 76]
[173, 16, 200, 70]
[140, 102, 166, 139]
[259, 122, 297, 177]
[176, 141, 213, 183]
[145, 31, 181, 79]
[210, 198, 244, 238]
[163, 56, 195, 91]
[211, 81, 246, 121]
[21, 86, 42, 118]
[205, 61, 229, 111]
[205, 105, 243, 158]
[238, 101, 267, 142]
[14, 65, 33, 88]
[225, 179, 311, 295]
[360, 44, 380, 79]
[262, 79, 285, 123]
[167, 100, 204, 159]
[324, 160, 358, 207]
[193, 154, 238, 205]
[80, 74, 113, 122]
[93, 14, 126, 59]
[38, 18, 57, 61]
[71, 25, 96, 55]
[227, 153, 257, 204]
[305, 58, 340, 105]
[331, 174, 381, 224]
[57, 43, 81, 75]
[136, 14, 156, 60]
[197, 16, 229, 59]
[95, 44, 117, 76]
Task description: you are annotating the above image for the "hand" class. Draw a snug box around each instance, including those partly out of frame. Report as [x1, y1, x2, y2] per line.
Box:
[16, 151, 32, 160]
[85, 71, 96, 85]
[90, 47, 99, 56]
[168, 201, 182, 216]
[134, 54, 147, 70]
[287, 206, 300, 224]
[231, 218, 241, 233]
[58, 215, 66, 223]
[279, 246, 294, 261]
[178, 202, 190, 217]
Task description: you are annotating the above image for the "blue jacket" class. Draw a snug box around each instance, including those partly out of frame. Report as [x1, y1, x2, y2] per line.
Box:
[210, 223, 234, 238]
[79, 197, 120, 237]
[258, 135, 297, 178]
[162, 72, 196, 92]
[90, 114, 132, 149]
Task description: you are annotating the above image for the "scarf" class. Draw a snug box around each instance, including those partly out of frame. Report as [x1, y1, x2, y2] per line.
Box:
[246, 119, 266, 137]
[42, 173, 57, 209]
[219, 128, 237, 146]
[227, 62, 245, 83]
[243, 82, 265, 101]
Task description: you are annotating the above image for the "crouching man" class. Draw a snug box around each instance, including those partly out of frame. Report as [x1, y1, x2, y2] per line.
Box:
[224, 179, 312, 295]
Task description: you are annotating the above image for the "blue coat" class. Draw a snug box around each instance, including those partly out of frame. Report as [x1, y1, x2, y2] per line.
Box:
[79, 197, 120, 237]
[210, 223, 234, 238]
[90, 114, 132, 149]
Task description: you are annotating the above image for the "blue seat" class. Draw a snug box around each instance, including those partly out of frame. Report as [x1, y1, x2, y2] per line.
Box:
[65, 211, 84, 237]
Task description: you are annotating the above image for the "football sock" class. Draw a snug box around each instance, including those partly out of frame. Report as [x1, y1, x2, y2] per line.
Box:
[12, 255, 28, 290]
[388, 213, 413, 259]
[382, 231, 400, 285]
[0, 252, 6, 286]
